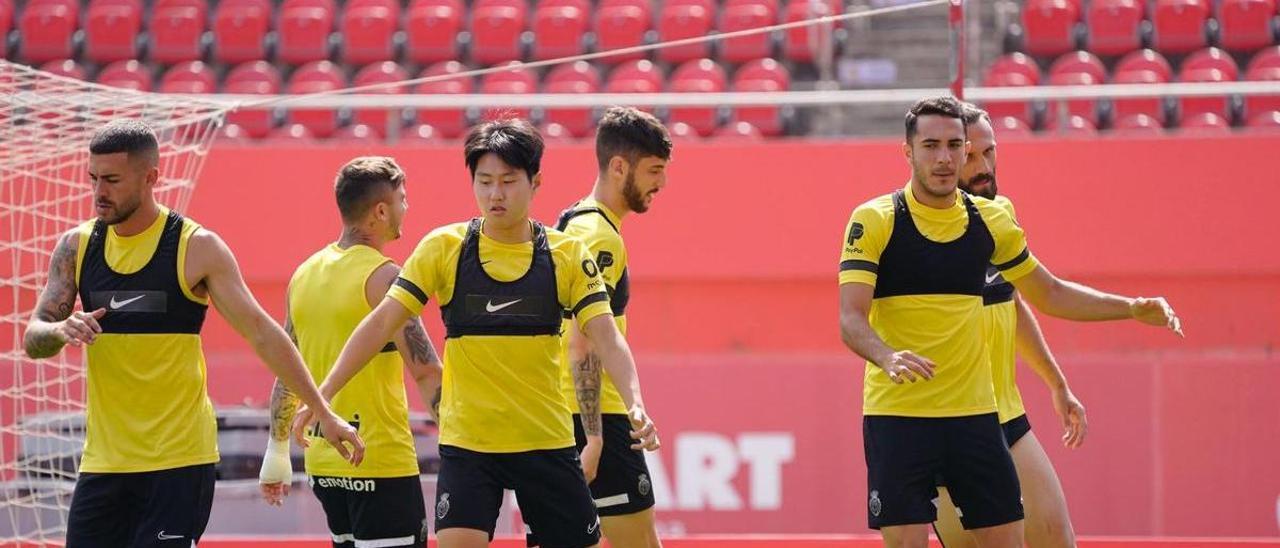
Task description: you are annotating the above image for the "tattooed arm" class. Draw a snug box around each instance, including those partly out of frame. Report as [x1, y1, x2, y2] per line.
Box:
[268, 308, 301, 443]
[24, 230, 104, 358]
[371, 263, 443, 422]
[260, 293, 301, 506]
[568, 321, 604, 482]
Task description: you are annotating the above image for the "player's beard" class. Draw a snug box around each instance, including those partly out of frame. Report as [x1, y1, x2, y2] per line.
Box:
[100, 194, 141, 225]
[912, 162, 956, 199]
[622, 171, 650, 213]
[961, 174, 998, 199]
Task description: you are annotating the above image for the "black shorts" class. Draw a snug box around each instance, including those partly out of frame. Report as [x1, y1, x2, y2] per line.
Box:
[66, 463, 216, 548]
[434, 445, 600, 548]
[864, 413, 1022, 530]
[311, 475, 428, 548]
[573, 413, 656, 517]
[1002, 413, 1032, 447]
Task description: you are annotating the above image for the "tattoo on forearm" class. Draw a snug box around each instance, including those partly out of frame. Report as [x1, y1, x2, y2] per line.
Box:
[284, 315, 298, 347]
[268, 378, 299, 442]
[575, 353, 603, 436]
[25, 233, 80, 358]
[403, 319, 438, 365]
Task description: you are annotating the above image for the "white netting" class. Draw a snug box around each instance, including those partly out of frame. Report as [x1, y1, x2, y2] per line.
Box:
[0, 59, 229, 544]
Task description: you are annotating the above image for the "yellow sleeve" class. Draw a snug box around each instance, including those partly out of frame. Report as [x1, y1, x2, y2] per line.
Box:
[558, 236, 612, 329]
[387, 231, 445, 316]
[566, 220, 627, 292]
[838, 203, 891, 286]
[982, 199, 1039, 282]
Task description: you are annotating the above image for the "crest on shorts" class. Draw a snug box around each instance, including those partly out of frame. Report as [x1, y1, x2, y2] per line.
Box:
[420, 517, 430, 542]
[436, 492, 451, 520]
[869, 490, 882, 517]
[638, 474, 651, 496]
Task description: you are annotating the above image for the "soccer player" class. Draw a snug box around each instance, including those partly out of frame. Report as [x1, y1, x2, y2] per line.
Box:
[21, 120, 363, 548]
[258, 157, 443, 548]
[930, 104, 1086, 548]
[555, 107, 671, 548]
[838, 96, 1181, 548]
[293, 118, 660, 548]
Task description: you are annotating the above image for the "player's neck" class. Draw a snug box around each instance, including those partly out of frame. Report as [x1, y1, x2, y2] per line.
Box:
[337, 226, 384, 251]
[482, 218, 533, 244]
[591, 178, 630, 220]
[908, 179, 958, 209]
[112, 201, 162, 237]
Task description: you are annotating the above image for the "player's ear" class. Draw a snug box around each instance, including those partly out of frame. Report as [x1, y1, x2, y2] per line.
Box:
[146, 166, 159, 188]
[902, 141, 912, 162]
[530, 172, 542, 194]
[609, 156, 627, 179]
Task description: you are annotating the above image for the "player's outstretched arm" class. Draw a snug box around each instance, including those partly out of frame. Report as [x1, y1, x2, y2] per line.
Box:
[259, 295, 300, 506]
[189, 230, 364, 465]
[839, 282, 936, 384]
[367, 263, 443, 422]
[567, 319, 604, 481]
[1013, 295, 1086, 449]
[24, 230, 105, 358]
[1011, 264, 1183, 335]
[581, 314, 658, 451]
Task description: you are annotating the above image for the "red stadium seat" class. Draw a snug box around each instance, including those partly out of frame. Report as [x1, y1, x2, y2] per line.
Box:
[606, 59, 664, 93]
[415, 61, 473, 139]
[1152, 0, 1209, 55]
[1247, 109, 1280, 128]
[783, 0, 838, 63]
[714, 121, 764, 141]
[214, 0, 271, 63]
[543, 61, 602, 138]
[1179, 47, 1240, 120]
[658, 2, 713, 64]
[406, 0, 462, 64]
[540, 122, 578, 143]
[993, 116, 1034, 139]
[668, 59, 728, 136]
[1053, 114, 1099, 136]
[1217, 0, 1278, 53]
[286, 61, 347, 138]
[1086, 0, 1144, 57]
[266, 123, 318, 143]
[1112, 113, 1166, 134]
[470, 0, 527, 65]
[353, 61, 410, 137]
[342, 0, 400, 64]
[981, 53, 1041, 127]
[1022, 0, 1081, 58]
[1111, 49, 1174, 123]
[219, 123, 251, 143]
[668, 121, 701, 141]
[479, 62, 536, 120]
[84, 0, 142, 63]
[0, 0, 12, 59]
[38, 59, 85, 79]
[332, 123, 375, 141]
[97, 59, 152, 91]
[150, 0, 207, 64]
[732, 58, 790, 137]
[1045, 51, 1106, 127]
[400, 123, 442, 142]
[532, 3, 588, 60]
[593, 1, 649, 64]
[278, 0, 337, 64]
[224, 61, 282, 138]
[720, 1, 777, 64]
[19, 0, 79, 63]
[1245, 47, 1280, 117]
[159, 61, 217, 94]
[1180, 111, 1232, 134]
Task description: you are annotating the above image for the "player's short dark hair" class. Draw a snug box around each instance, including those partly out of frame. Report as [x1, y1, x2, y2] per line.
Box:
[89, 119, 160, 166]
[960, 102, 992, 126]
[905, 95, 966, 143]
[463, 118, 544, 179]
[595, 106, 673, 172]
[334, 156, 405, 223]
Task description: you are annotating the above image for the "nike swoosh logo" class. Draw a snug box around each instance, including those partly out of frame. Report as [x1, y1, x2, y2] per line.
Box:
[485, 299, 522, 313]
[109, 294, 145, 309]
[587, 519, 600, 534]
[156, 531, 184, 540]
[985, 272, 1001, 284]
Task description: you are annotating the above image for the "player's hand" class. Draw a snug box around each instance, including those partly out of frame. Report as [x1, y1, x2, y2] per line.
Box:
[579, 435, 603, 483]
[56, 308, 106, 347]
[1052, 387, 1087, 449]
[318, 409, 365, 467]
[291, 405, 316, 448]
[628, 406, 660, 451]
[878, 350, 936, 384]
[1130, 297, 1183, 337]
[258, 438, 293, 507]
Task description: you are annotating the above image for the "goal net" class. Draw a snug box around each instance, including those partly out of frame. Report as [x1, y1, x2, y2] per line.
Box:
[0, 59, 229, 544]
